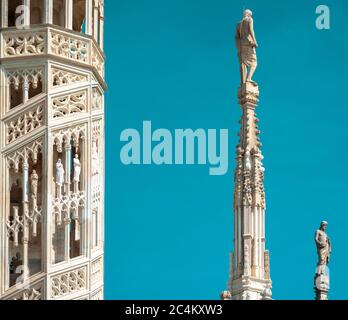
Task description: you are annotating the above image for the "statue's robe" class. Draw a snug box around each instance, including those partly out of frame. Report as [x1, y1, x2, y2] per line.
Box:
[236, 17, 257, 68]
[315, 230, 331, 274]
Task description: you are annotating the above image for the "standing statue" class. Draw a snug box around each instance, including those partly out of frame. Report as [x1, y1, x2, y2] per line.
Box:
[315, 221, 331, 275]
[314, 221, 331, 300]
[73, 154, 81, 192]
[91, 141, 100, 176]
[235, 9, 258, 85]
[56, 159, 65, 197]
[30, 170, 39, 206]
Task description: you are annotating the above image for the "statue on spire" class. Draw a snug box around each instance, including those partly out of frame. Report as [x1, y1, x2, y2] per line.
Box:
[314, 221, 331, 300]
[315, 221, 331, 275]
[235, 9, 258, 85]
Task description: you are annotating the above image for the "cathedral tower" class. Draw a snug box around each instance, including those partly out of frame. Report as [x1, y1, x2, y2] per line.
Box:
[0, 0, 105, 300]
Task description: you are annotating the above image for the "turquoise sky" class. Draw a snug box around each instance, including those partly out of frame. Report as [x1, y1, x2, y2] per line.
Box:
[104, 0, 348, 300]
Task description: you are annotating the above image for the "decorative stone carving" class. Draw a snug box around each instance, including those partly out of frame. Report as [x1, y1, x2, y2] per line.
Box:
[53, 125, 86, 153]
[91, 258, 103, 286]
[51, 267, 87, 298]
[4, 33, 46, 57]
[7, 204, 42, 247]
[12, 288, 42, 300]
[6, 104, 44, 144]
[52, 90, 87, 118]
[52, 68, 88, 87]
[92, 88, 102, 110]
[7, 139, 43, 172]
[52, 192, 86, 226]
[92, 43, 105, 77]
[6, 68, 43, 90]
[90, 289, 103, 300]
[50, 32, 89, 63]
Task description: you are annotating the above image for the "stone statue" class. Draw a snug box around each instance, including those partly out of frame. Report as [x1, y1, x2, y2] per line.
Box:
[315, 221, 331, 275]
[56, 159, 65, 186]
[73, 154, 81, 193]
[73, 154, 81, 183]
[244, 149, 252, 171]
[30, 170, 38, 199]
[235, 9, 258, 85]
[56, 159, 64, 198]
[91, 141, 100, 176]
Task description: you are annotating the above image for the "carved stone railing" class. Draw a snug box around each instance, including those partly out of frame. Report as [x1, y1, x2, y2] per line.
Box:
[5, 102, 45, 145]
[52, 90, 87, 119]
[1, 27, 105, 79]
[51, 266, 87, 299]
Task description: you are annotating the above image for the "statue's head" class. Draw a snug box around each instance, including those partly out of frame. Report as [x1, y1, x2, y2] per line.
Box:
[243, 9, 253, 18]
[320, 220, 328, 230]
[75, 154, 79, 159]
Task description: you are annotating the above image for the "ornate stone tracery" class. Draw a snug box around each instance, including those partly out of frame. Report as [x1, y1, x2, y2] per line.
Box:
[6, 103, 44, 144]
[51, 267, 87, 298]
[52, 90, 87, 118]
[4, 33, 46, 57]
[52, 68, 88, 87]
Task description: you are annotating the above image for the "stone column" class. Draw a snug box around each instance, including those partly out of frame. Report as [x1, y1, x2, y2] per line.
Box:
[99, 10, 104, 50]
[86, 0, 93, 35]
[65, 142, 71, 195]
[64, 218, 70, 261]
[93, 1, 99, 41]
[44, 0, 53, 24]
[22, 160, 30, 281]
[65, 0, 73, 29]
[23, 0, 30, 26]
[23, 79, 29, 104]
[1, 0, 8, 27]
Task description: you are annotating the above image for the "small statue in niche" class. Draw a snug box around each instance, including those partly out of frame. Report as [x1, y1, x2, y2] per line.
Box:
[73, 154, 81, 193]
[30, 170, 39, 206]
[55, 159, 65, 198]
[92, 141, 100, 176]
[10, 252, 22, 274]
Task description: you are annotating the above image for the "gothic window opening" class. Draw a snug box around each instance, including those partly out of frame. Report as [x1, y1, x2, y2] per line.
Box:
[7, 145, 43, 289]
[52, 133, 85, 264]
[7, 69, 43, 110]
[8, 0, 23, 27]
[30, 0, 43, 25]
[53, 0, 65, 27]
[73, 0, 86, 32]
[28, 79, 43, 99]
[10, 84, 23, 109]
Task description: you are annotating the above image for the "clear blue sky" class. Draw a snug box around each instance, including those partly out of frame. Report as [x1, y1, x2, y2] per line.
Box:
[104, 0, 348, 300]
